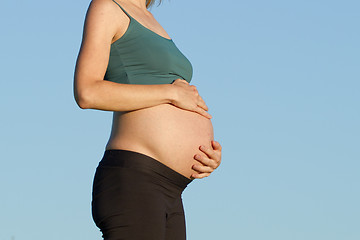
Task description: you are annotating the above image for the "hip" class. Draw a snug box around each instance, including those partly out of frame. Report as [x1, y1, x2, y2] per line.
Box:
[92, 149, 192, 239]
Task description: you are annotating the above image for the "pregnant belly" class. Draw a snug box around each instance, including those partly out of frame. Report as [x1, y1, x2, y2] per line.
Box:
[105, 104, 214, 179]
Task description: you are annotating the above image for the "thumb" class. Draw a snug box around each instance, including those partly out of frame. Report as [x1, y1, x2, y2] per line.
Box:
[212, 140, 222, 150]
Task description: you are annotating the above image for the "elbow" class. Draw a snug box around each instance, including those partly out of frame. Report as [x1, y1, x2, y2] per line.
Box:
[74, 76, 101, 109]
[76, 97, 91, 109]
[74, 88, 94, 110]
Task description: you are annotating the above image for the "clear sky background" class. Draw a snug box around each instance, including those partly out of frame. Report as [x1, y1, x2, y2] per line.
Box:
[0, 0, 359, 239]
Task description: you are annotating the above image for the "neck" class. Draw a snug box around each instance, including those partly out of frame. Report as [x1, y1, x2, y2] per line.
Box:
[127, 0, 148, 10]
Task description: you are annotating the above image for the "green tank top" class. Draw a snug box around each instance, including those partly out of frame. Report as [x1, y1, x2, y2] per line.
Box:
[105, 0, 193, 85]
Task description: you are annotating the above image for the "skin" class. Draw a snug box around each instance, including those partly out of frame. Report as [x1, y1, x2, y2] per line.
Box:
[74, 0, 222, 179]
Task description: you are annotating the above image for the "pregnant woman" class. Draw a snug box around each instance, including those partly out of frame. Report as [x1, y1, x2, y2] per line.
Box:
[74, 0, 222, 239]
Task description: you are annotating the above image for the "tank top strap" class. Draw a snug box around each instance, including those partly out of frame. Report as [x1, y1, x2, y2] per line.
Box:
[112, 0, 133, 19]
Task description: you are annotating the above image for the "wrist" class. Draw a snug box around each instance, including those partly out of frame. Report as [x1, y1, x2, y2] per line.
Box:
[165, 83, 178, 105]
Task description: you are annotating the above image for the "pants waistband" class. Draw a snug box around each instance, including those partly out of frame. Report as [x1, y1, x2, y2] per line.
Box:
[99, 149, 193, 190]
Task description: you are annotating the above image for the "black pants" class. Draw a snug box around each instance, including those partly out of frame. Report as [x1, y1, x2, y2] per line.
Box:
[92, 149, 193, 240]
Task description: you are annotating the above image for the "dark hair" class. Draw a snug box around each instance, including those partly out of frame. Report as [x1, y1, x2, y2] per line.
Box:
[146, 0, 162, 8]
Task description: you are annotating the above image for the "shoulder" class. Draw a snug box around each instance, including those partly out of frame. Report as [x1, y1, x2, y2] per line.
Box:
[84, 0, 129, 39]
[87, 0, 119, 18]
[89, 0, 117, 10]
[85, 0, 128, 29]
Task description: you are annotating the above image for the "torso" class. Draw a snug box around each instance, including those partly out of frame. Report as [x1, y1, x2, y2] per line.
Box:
[105, 0, 214, 179]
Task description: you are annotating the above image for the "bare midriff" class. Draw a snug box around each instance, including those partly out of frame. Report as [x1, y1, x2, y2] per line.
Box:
[105, 103, 214, 179]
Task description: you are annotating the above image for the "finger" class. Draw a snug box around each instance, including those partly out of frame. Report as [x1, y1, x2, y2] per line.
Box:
[197, 95, 208, 111]
[190, 85, 197, 91]
[195, 107, 212, 119]
[198, 145, 219, 162]
[192, 164, 214, 173]
[194, 154, 218, 169]
[211, 140, 222, 151]
[191, 172, 211, 179]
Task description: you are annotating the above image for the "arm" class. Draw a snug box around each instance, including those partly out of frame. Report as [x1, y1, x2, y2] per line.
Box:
[73, 0, 210, 118]
[74, 0, 172, 112]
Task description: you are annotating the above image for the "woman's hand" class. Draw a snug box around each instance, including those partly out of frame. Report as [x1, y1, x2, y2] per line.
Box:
[171, 79, 212, 119]
[191, 140, 222, 179]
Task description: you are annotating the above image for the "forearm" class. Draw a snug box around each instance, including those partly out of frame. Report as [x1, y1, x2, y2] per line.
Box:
[75, 80, 175, 111]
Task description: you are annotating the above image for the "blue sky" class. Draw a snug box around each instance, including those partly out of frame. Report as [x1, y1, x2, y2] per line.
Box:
[0, 0, 359, 239]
